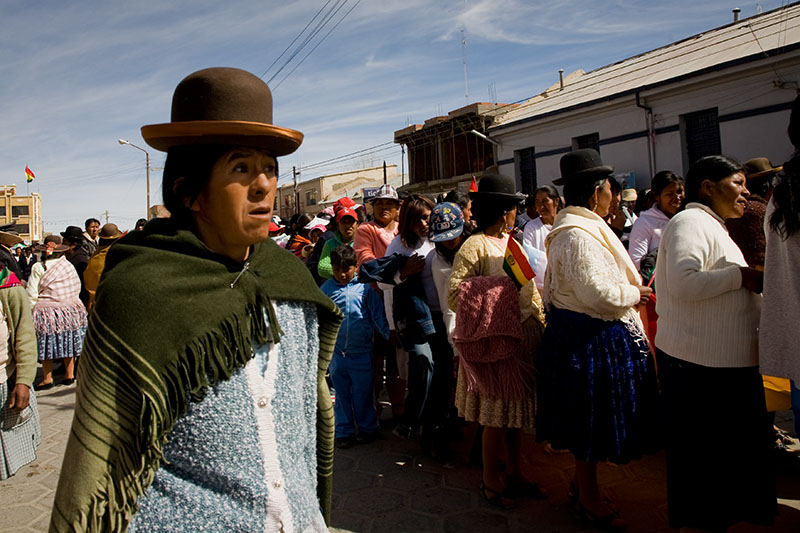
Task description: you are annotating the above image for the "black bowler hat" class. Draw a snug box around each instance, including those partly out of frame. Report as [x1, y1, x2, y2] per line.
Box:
[60, 226, 84, 244]
[141, 67, 303, 156]
[554, 149, 614, 185]
[469, 173, 526, 201]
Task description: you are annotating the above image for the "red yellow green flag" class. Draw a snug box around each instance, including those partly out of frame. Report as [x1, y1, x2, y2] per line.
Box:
[25, 165, 35, 183]
[503, 236, 535, 289]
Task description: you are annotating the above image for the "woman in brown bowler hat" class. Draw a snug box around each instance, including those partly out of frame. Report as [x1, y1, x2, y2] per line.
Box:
[51, 68, 341, 532]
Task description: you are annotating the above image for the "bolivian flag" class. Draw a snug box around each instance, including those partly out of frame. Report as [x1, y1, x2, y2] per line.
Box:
[503, 237, 535, 289]
[25, 166, 35, 183]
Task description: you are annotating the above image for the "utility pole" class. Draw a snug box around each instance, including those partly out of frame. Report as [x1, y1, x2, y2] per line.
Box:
[383, 161, 387, 185]
[102, 210, 110, 224]
[292, 166, 300, 216]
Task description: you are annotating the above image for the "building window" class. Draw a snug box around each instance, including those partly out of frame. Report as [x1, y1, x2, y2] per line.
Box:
[682, 108, 721, 167]
[14, 224, 29, 234]
[573, 132, 600, 153]
[0, 206, 5, 216]
[306, 189, 317, 206]
[11, 205, 28, 217]
[516, 147, 537, 195]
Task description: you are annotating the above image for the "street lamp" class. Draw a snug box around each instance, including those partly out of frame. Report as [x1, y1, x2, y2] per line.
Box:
[118, 139, 151, 220]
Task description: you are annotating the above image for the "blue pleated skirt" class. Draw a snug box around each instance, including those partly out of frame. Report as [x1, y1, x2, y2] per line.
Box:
[536, 307, 661, 464]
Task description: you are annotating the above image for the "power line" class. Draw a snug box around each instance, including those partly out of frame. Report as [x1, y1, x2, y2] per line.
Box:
[272, 0, 362, 90]
[260, 0, 336, 80]
[266, 0, 349, 85]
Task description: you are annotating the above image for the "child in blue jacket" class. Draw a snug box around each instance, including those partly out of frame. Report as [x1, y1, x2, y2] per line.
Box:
[321, 245, 391, 448]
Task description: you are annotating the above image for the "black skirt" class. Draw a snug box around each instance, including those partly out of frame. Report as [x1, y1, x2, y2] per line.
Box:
[658, 349, 777, 529]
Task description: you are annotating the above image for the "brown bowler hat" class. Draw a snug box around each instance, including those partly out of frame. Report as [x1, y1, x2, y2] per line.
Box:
[98, 223, 124, 240]
[743, 157, 782, 180]
[141, 67, 303, 156]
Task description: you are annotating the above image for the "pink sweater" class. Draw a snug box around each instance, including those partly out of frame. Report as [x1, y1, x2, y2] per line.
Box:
[354, 221, 397, 268]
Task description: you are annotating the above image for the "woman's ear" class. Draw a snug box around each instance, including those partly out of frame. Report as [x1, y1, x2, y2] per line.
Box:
[172, 177, 199, 212]
[698, 179, 715, 201]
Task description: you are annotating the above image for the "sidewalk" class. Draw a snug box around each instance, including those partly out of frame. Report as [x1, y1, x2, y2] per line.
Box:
[3, 385, 800, 532]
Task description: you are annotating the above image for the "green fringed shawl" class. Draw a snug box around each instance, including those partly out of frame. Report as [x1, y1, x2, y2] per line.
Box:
[49, 219, 342, 533]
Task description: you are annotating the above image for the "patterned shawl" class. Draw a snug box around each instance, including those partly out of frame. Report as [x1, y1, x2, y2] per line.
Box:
[49, 218, 342, 532]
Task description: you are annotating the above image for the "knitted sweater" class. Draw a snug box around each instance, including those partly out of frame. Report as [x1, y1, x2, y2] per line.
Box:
[544, 207, 641, 322]
[128, 304, 328, 533]
[353, 221, 397, 268]
[759, 198, 800, 381]
[0, 286, 37, 386]
[655, 203, 759, 367]
[316, 231, 350, 280]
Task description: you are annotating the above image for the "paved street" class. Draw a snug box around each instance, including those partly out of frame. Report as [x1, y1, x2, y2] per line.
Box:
[3, 383, 800, 532]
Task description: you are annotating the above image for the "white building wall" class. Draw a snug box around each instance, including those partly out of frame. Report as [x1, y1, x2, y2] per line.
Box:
[494, 55, 800, 190]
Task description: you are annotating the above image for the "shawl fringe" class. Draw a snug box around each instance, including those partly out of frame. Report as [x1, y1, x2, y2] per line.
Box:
[50, 219, 341, 533]
[53, 291, 281, 532]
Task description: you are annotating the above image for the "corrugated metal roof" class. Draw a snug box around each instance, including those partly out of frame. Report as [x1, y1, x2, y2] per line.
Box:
[492, 3, 800, 129]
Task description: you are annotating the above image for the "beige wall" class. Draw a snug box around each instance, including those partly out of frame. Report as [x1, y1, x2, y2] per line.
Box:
[276, 165, 398, 219]
[0, 186, 42, 242]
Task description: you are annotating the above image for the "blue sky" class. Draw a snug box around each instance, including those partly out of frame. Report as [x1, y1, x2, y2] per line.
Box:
[0, 0, 786, 232]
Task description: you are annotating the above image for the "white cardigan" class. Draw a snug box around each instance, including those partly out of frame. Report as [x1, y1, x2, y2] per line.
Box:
[759, 198, 800, 382]
[654, 203, 760, 368]
[627, 205, 670, 270]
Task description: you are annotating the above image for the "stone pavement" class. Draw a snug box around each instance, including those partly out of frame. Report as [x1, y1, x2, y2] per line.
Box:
[3, 384, 800, 532]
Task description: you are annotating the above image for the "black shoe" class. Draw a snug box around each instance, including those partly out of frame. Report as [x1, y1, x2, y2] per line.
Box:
[335, 436, 356, 449]
[34, 381, 54, 391]
[60, 378, 75, 386]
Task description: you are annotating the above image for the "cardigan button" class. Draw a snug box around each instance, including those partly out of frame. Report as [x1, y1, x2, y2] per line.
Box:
[273, 480, 282, 489]
[257, 397, 267, 408]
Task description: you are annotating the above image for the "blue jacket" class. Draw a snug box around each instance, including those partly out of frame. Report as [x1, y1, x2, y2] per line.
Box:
[359, 253, 435, 341]
[321, 277, 390, 356]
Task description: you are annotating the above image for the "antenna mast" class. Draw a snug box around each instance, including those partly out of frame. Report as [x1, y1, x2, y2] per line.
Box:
[461, 1, 469, 103]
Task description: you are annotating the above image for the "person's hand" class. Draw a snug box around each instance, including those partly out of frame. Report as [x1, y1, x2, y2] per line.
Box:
[636, 285, 653, 306]
[740, 267, 764, 294]
[7, 384, 30, 411]
[399, 254, 425, 279]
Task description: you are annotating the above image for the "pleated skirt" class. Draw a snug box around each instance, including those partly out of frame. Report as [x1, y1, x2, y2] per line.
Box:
[536, 307, 661, 464]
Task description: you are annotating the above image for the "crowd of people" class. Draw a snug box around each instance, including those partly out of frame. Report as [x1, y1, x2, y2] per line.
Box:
[0, 217, 138, 483]
[263, 140, 796, 531]
[0, 66, 794, 533]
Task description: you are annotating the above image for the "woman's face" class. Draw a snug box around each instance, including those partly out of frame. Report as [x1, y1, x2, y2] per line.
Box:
[703, 171, 749, 220]
[594, 180, 613, 218]
[372, 199, 400, 227]
[504, 205, 517, 231]
[412, 207, 432, 240]
[461, 200, 473, 224]
[535, 191, 558, 225]
[656, 182, 685, 217]
[191, 148, 277, 261]
[337, 216, 358, 242]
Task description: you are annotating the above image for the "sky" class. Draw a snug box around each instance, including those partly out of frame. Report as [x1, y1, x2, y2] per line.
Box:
[0, 0, 788, 232]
